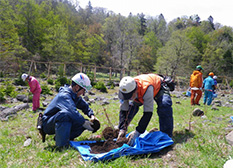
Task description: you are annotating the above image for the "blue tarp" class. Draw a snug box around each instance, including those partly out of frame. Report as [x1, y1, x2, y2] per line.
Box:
[70, 131, 174, 162]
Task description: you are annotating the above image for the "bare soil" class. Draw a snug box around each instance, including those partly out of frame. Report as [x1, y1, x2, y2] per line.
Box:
[89, 127, 128, 154]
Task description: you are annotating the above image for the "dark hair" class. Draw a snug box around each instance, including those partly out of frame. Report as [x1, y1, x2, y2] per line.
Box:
[71, 81, 85, 92]
[71, 81, 77, 87]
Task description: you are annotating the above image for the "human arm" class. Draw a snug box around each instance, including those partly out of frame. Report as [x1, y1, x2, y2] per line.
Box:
[29, 79, 37, 93]
[198, 73, 203, 88]
[75, 97, 94, 118]
[127, 112, 153, 146]
[58, 92, 86, 125]
[127, 86, 154, 146]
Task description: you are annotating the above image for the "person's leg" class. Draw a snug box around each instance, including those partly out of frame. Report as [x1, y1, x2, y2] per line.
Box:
[32, 94, 37, 111]
[207, 91, 213, 105]
[33, 92, 40, 111]
[203, 90, 207, 105]
[42, 112, 72, 147]
[70, 121, 86, 140]
[156, 94, 173, 137]
[190, 90, 195, 105]
[195, 90, 202, 105]
[55, 121, 71, 147]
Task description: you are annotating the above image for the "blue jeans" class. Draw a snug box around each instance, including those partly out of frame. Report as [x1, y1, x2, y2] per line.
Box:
[42, 110, 85, 147]
[203, 90, 213, 105]
[155, 94, 173, 137]
[119, 94, 173, 137]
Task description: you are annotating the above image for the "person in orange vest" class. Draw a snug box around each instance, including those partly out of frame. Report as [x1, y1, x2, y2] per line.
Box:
[189, 65, 203, 105]
[117, 74, 174, 146]
[21, 73, 42, 112]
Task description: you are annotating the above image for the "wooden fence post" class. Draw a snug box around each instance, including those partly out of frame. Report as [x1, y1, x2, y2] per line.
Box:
[28, 60, 33, 75]
[109, 67, 112, 81]
[80, 63, 82, 72]
[63, 63, 66, 76]
[94, 65, 96, 81]
[122, 68, 125, 77]
[47, 62, 51, 78]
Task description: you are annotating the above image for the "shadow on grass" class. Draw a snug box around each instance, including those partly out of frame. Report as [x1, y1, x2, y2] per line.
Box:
[44, 144, 71, 152]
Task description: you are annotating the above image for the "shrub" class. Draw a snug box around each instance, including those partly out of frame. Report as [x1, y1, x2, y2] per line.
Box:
[229, 80, 233, 88]
[107, 80, 115, 89]
[41, 85, 52, 95]
[14, 75, 27, 86]
[0, 86, 5, 101]
[47, 78, 54, 85]
[55, 76, 70, 92]
[86, 72, 95, 86]
[40, 72, 47, 79]
[5, 84, 15, 96]
[55, 81, 61, 92]
[0, 72, 3, 78]
[2, 82, 18, 98]
[94, 81, 107, 93]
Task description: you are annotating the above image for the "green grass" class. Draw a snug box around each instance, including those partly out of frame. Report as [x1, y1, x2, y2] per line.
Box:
[0, 85, 233, 167]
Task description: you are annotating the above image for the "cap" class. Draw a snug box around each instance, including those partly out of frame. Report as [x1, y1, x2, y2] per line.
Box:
[119, 76, 137, 100]
[209, 72, 214, 76]
[196, 65, 203, 70]
[21, 73, 28, 81]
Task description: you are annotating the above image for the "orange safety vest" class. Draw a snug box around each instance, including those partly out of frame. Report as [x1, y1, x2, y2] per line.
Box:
[134, 74, 161, 104]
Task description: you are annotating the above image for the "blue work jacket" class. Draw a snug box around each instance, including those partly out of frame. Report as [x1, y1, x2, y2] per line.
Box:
[43, 84, 94, 125]
[203, 76, 215, 90]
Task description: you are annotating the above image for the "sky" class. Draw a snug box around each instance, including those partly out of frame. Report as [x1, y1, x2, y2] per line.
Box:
[77, 0, 233, 27]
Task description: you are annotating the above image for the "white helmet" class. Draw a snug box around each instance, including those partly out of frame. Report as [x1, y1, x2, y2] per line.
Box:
[72, 73, 92, 91]
[119, 76, 136, 100]
[213, 75, 217, 79]
[21, 73, 28, 81]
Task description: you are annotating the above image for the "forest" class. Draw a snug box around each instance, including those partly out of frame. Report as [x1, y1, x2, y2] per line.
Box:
[1, 0, 233, 78]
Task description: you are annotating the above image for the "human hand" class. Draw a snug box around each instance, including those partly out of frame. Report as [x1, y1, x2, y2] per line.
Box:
[127, 130, 140, 146]
[117, 129, 126, 141]
[90, 115, 99, 122]
[82, 120, 94, 131]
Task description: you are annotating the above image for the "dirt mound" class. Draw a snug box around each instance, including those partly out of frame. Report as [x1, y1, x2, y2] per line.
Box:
[102, 127, 118, 140]
[90, 127, 128, 154]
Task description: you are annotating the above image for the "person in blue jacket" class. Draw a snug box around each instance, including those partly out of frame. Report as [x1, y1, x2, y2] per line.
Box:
[203, 72, 215, 105]
[41, 73, 99, 148]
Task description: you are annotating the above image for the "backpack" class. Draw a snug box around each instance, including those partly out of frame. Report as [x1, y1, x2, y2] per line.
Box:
[164, 76, 175, 91]
[158, 75, 175, 92]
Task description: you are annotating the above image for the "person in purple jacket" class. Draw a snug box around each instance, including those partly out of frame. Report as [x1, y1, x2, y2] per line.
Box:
[22, 73, 42, 112]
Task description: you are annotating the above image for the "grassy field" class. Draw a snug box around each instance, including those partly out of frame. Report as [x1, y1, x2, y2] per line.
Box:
[0, 80, 233, 167]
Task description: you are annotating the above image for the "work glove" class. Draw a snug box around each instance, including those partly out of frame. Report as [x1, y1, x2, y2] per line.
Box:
[82, 120, 94, 132]
[127, 130, 140, 146]
[116, 129, 126, 141]
[90, 115, 99, 122]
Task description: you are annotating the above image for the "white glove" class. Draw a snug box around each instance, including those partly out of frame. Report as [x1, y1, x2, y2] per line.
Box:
[127, 130, 140, 146]
[90, 115, 99, 122]
[82, 120, 94, 132]
[117, 129, 126, 141]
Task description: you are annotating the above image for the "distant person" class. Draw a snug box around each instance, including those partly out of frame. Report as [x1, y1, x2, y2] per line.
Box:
[213, 76, 217, 93]
[203, 72, 215, 105]
[21, 73, 42, 112]
[212, 75, 218, 98]
[39, 73, 99, 148]
[189, 65, 203, 105]
[117, 74, 174, 146]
